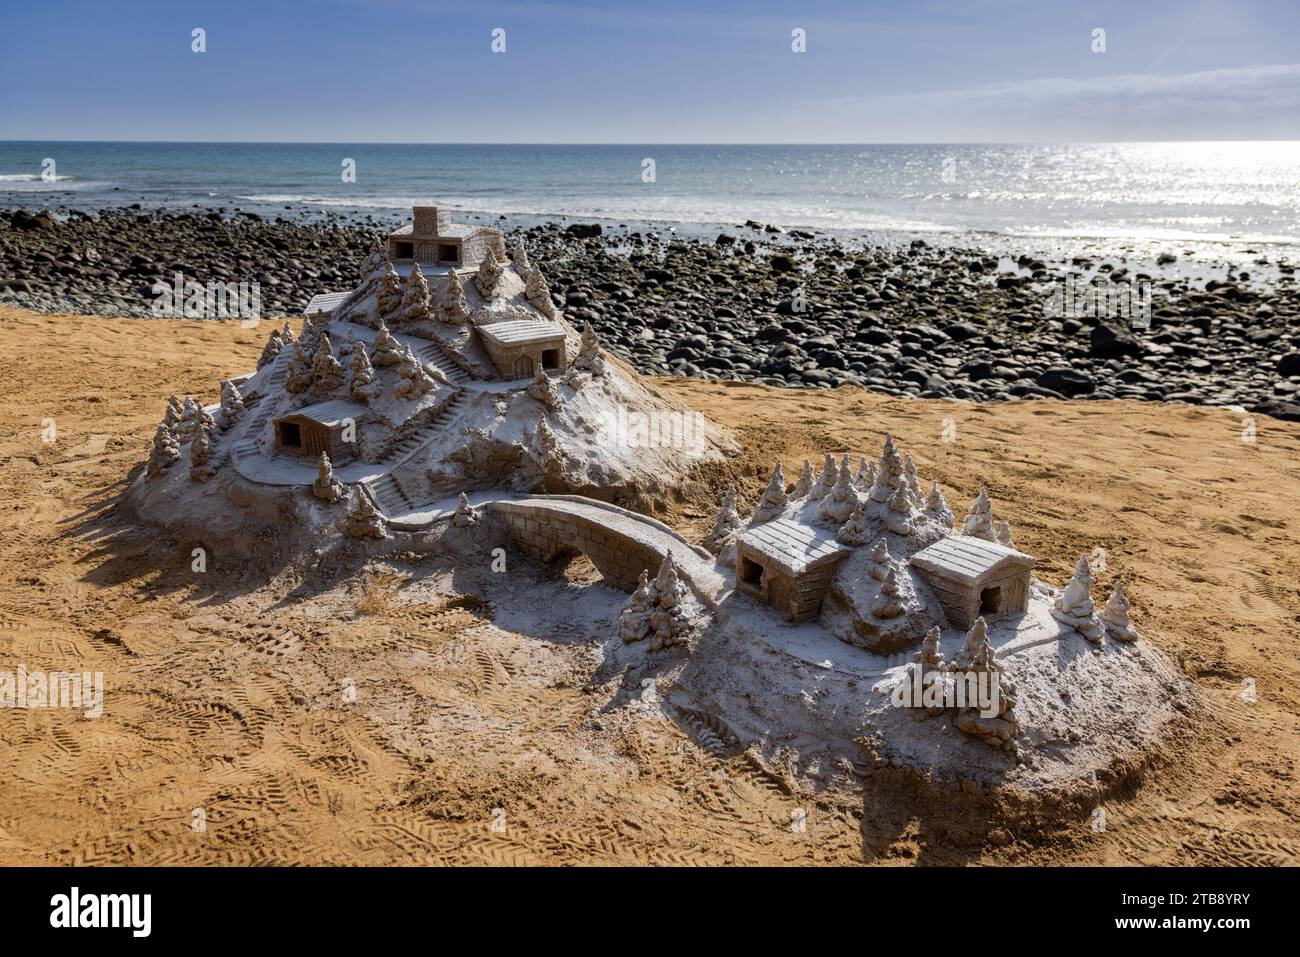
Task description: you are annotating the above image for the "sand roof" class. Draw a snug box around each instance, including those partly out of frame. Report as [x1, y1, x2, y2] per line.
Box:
[740, 518, 852, 577]
[304, 291, 350, 316]
[478, 319, 566, 347]
[909, 534, 1035, 587]
[277, 398, 367, 428]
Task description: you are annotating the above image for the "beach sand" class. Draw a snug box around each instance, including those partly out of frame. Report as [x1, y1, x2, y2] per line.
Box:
[0, 304, 1296, 865]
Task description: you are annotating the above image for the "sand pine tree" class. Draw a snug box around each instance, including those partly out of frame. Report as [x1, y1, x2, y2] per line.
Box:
[751, 460, 789, 523]
[819, 462, 860, 524]
[1051, 555, 1105, 642]
[527, 369, 559, 409]
[511, 237, 532, 275]
[346, 487, 388, 539]
[791, 459, 816, 498]
[925, 480, 955, 528]
[257, 327, 284, 369]
[904, 454, 923, 499]
[962, 486, 995, 540]
[870, 434, 906, 504]
[163, 394, 184, 429]
[476, 248, 504, 298]
[394, 344, 437, 400]
[371, 320, 403, 367]
[854, 455, 877, 492]
[146, 419, 181, 478]
[311, 451, 344, 503]
[914, 626, 944, 671]
[872, 567, 907, 619]
[885, 483, 915, 535]
[705, 486, 743, 557]
[525, 265, 558, 319]
[348, 341, 381, 402]
[836, 501, 870, 546]
[310, 334, 344, 392]
[453, 492, 481, 528]
[808, 453, 838, 501]
[393, 262, 432, 324]
[218, 380, 245, 430]
[649, 551, 690, 651]
[284, 336, 316, 394]
[189, 418, 216, 482]
[280, 320, 296, 345]
[439, 269, 471, 325]
[1099, 579, 1140, 642]
[619, 570, 656, 643]
[572, 322, 607, 376]
[177, 396, 200, 443]
[375, 262, 403, 318]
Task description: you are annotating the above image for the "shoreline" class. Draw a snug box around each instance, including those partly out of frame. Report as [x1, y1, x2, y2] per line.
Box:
[2, 204, 1298, 421]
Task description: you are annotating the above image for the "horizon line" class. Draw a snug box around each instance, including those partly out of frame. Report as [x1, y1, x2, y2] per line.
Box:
[3, 138, 1300, 147]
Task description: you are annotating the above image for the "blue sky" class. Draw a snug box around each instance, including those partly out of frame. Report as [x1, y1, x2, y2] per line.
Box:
[2, 0, 1297, 142]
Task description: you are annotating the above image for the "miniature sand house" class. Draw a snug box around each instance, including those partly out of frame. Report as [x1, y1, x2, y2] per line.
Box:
[478, 319, 569, 380]
[736, 518, 852, 621]
[908, 534, 1035, 629]
[273, 399, 364, 464]
[386, 206, 502, 271]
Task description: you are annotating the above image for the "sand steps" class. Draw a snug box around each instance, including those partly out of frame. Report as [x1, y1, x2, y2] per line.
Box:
[413, 340, 470, 385]
[362, 389, 468, 516]
[232, 363, 289, 460]
[366, 474, 413, 516]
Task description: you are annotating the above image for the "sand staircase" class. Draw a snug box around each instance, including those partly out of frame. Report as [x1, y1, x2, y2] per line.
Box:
[230, 362, 288, 460]
[362, 388, 468, 516]
[412, 338, 471, 385]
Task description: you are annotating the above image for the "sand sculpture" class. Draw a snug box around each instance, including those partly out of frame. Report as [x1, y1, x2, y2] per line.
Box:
[126, 203, 1176, 788]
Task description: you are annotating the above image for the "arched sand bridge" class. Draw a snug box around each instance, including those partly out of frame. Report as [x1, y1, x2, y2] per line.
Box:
[485, 496, 724, 598]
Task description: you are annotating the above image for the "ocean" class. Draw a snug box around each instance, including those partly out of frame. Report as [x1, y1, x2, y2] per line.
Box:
[2, 141, 1298, 252]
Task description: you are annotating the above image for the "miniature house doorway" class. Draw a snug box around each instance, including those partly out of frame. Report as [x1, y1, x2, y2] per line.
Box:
[436, 243, 458, 263]
[980, 586, 1003, 615]
[516, 355, 536, 378]
[739, 555, 765, 590]
[279, 422, 302, 450]
[392, 241, 414, 259]
[541, 348, 560, 371]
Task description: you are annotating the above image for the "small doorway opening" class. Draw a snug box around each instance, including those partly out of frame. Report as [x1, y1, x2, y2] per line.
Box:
[541, 348, 560, 371]
[436, 243, 458, 263]
[516, 355, 535, 379]
[392, 241, 414, 259]
[740, 556, 765, 589]
[980, 585, 1003, 615]
[279, 422, 302, 449]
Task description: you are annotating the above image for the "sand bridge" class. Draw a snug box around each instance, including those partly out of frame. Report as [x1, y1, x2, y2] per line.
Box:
[486, 496, 722, 595]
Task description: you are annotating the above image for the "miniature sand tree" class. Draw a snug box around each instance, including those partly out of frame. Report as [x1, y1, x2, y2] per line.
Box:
[819, 462, 860, 524]
[527, 369, 559, 409]
[453, 492, 480, 528]
[649, 551, 690, 651]
[347, 341, 382, 403]
[346, 487, 388, 539]
[146, 419, 182, 478]
[189, 417, 217, 482]
[511, 237, 532, 275]
[885, 483, 915, 535]
[376, 262, 403, 317]
[906, 625, 948, 717]
[867, 538, 894, 581]
[925, 480, 955, 528]
[751, 460, 789, 524]
[162, 394, 184, 431]
[1099, 580, 1140, 642]
[218, 380, 245, 431]
[961, 486, 1013, 545]
[904, 453, 923, 499]
[394, 344, 438, 400]
[869, 434, 906, 504]
[311, 334, 344, 392]
[791, 459, 816, 498]
[393, 262, 432, 324]
[951, 617, 1020, 751]
[371, 319, 403, 367]
[311, 451, 344, 503]
[871, 567, 907, 619]
[619, 570, 656, 643]
[476, 248, 504, 298]
[808, 453, 838, 501]
[177, 395, 202, 443]
[525, 265, 559, 319]
[438, 269, 471, 325]
[837, 501, 870, 546]
[533, 417, 562, 473]
[257, 326, 284, 369]
[284, 336, 316, 394]
[853, 455, 876, 492]
[914, 625, 944, 671]
[705, 486, 743, 566]
[1051, 555, 1105, 643]
[571, 323, 607, 376]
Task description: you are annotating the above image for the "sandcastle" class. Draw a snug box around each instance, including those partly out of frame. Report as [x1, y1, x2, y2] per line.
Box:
[126, 203, 1196, 793]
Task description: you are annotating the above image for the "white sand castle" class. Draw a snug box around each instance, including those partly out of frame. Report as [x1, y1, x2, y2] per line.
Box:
[126, 204, 1184, 784]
